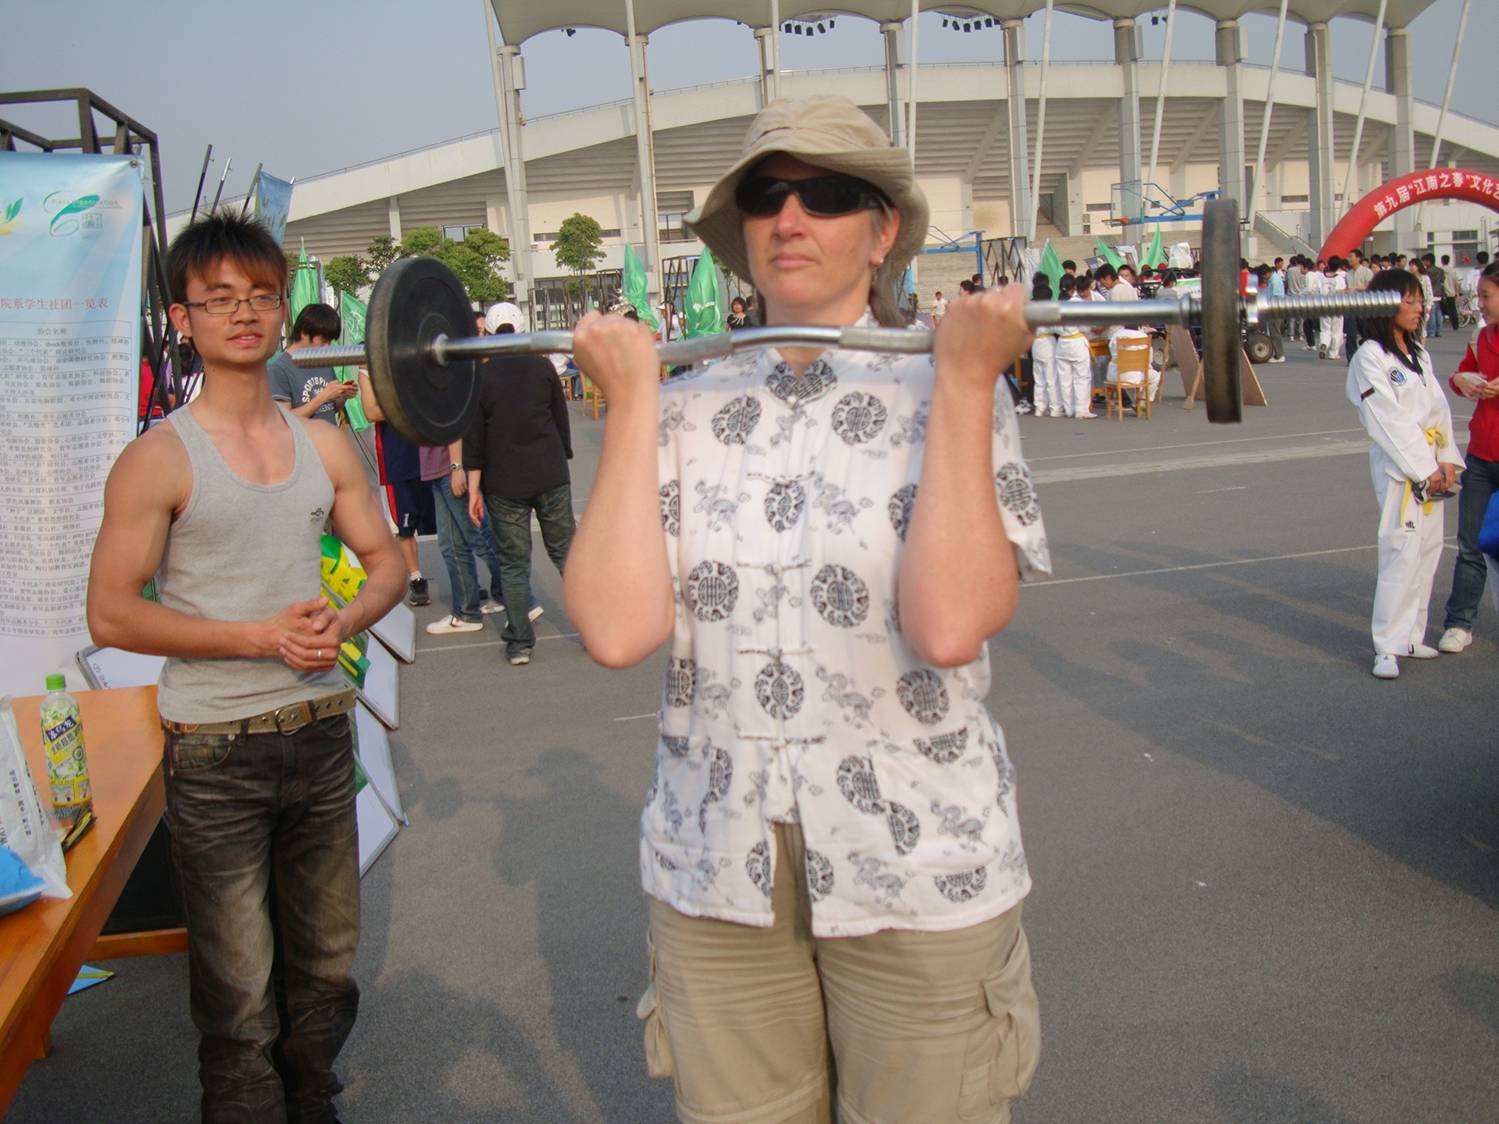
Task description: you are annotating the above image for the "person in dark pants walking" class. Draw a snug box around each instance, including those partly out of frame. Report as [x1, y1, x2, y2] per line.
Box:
[464, 303, 575, 666]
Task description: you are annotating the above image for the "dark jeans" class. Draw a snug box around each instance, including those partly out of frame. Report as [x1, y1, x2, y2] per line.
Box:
[485, 483, 576, 657]
[431, 478, 502, 622]
[165, 711, 361, 1123]
[1443, 454, 1499, 630]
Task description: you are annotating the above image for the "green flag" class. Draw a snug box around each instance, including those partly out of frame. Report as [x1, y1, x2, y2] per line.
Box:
[336, 292, 371, 432]
[1094, 239, 1124, 270]
[683, 248, 725, 339]
[1038, 240, 1064, 295]
[290, 240, 320, 327]
[623, 244, 658, 330]
[1142, 227, 1166, 269]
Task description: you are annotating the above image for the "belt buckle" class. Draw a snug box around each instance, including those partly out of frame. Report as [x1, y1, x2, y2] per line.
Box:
[273, 702, 313, 735]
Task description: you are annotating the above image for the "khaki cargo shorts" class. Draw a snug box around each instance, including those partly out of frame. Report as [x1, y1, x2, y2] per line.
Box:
[638, 824, 1041, 1124]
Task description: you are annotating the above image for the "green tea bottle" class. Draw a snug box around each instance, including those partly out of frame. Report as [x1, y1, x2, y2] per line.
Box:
[40, 674, 92, 828]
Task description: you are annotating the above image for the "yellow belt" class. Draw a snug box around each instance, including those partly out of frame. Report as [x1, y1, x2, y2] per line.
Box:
[1059, 332, 1087, 340]
[1399, 426, 1446, 522]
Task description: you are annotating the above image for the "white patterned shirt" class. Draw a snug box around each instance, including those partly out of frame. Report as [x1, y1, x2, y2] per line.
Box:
[643, 315, 1052, 938]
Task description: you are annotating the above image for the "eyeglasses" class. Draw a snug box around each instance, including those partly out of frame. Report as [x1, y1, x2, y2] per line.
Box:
[184, 293, 285, 316]
[735, 174, 890, 218]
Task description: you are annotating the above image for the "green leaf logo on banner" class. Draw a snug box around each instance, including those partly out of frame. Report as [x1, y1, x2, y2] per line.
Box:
[0, 197, 22, 234]
[47, 193, 99, 237]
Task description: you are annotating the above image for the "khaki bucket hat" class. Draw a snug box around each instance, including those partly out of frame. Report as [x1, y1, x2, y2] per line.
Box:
[685, 96, 929, 295]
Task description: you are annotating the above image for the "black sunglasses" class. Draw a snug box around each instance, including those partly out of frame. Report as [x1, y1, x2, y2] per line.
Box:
[735, 173, 891, 218]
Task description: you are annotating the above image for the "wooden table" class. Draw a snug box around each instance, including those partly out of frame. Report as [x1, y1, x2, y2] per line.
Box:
[0, 686, 180, 1114]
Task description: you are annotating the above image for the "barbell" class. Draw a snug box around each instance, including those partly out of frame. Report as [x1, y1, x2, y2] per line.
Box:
[293, 199, 1399, 443]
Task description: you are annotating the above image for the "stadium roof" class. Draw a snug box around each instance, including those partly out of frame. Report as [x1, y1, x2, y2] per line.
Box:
[490, 0, 1438, 45]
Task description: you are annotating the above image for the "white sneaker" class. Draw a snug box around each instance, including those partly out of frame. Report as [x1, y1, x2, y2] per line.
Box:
[426, 615, 483, 635]
[1438, 627, 1472, 653]
[529, 604, 545, 623]
[1408, 642, 1440, 660]
[480, 598, 504, 615]
[1049, 408, 1067, 418]
[1371, 653, 1400, 679]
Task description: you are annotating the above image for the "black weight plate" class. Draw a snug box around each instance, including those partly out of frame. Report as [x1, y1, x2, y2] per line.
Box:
[365, 256, 479, 445]
[1200, 197, 1243, 424]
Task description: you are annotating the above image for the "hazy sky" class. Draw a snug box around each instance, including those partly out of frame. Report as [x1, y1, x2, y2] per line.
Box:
[4, 0, 1492, 213]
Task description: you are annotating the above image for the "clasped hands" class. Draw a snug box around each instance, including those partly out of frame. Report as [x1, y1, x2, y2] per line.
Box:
[259, 597, 346, 672]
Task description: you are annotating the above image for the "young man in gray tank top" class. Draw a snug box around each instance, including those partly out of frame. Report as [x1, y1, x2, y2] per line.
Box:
[87, 213, 405, 1122]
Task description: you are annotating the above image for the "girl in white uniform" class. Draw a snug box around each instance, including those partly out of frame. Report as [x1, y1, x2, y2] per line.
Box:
[1054, 276, 1096, 419]
[1346, 268, 1465, 679]
[1311, 259, 1348, 359]
[1029, 273, 1063, 416]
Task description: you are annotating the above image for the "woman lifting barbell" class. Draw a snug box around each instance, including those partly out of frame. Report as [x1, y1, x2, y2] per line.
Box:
[563, 95, 1046, 1124]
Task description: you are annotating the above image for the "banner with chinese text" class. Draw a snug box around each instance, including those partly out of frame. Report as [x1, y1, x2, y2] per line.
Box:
[0, 153, 144, 695]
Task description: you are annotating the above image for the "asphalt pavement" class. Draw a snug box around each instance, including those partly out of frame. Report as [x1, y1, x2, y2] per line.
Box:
[9, 329, 1497, 1123]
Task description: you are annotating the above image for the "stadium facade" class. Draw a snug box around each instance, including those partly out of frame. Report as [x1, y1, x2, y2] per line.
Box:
[267, 1, 1497, 317]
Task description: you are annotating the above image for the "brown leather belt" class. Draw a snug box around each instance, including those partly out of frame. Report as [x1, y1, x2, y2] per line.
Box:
[162, 689, 356, 737]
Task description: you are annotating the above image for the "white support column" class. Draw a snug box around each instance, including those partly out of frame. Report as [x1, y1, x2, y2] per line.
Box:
[1247, 0, 1289, 236]
[754, 27, 776, 107]
[495, 45, 533, 316]
[387, 196, 402, 240]
[1114, 19, 1143, 210]
[1305, 22, 1336, 249]
[1339, 0, 1387, 211]
[1216, 20, 1246, 211]
[1146, 0, 1177, 194]
[1386, 26, 1417, 250]
[485, 1, 532, 316]
[1003, 19, 1030, 241]
[906, 0, 920, 159]
[625, 0, 662, 305]
[881, 21, 906, 148]
[960, 178, 974, 233]
[1027, 0, 1055, 243]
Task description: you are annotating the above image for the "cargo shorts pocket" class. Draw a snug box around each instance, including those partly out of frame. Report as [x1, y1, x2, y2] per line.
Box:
[958, 925, 1041, 1120]
[637, 933, 675, 1080]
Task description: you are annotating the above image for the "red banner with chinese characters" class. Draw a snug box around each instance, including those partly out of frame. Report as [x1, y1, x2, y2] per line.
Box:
[1319, 168, 1499, 260]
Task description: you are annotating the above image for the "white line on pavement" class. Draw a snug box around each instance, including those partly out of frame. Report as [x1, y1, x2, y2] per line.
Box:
[1030, 541, 1455, 588]
[1032, 439, 1370, 483]
[613, 713, 658, 722]
[416, 631, 580, 655]
[1024, 427, 1364, 463]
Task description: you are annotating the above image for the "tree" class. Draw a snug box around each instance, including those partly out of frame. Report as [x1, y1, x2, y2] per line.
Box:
[388, 226, 512, 305]
[325, 255, 371, 298]
[365, 235, 400, 273]
[552, 213, 604, 285]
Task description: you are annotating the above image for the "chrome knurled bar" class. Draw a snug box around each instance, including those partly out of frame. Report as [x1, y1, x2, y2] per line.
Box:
[291, 289, 1400, 371]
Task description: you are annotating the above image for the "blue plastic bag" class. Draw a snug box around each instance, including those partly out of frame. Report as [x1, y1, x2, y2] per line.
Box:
[1479, 491, 1499, 561]
[0, 843, 45, 916]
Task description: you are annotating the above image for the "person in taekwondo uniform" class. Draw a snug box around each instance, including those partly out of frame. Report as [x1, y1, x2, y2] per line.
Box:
[563, 96, 1048, 1124]
[1347, 268, 1465, 680]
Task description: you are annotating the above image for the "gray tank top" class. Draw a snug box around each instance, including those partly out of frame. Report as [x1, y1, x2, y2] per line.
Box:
[156, 404, 344, 723]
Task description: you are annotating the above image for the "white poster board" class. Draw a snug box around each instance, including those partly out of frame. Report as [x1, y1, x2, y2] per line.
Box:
[352, 701, 402, 873]
[371, 601, 415, 663]
[0, 154, 144, 696]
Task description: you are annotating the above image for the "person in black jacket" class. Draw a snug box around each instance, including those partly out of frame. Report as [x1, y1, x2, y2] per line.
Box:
[463, 303, 575, 666]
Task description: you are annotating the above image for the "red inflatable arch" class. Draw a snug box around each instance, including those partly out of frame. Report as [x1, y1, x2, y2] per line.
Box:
[1318, 167, 1499, 261]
